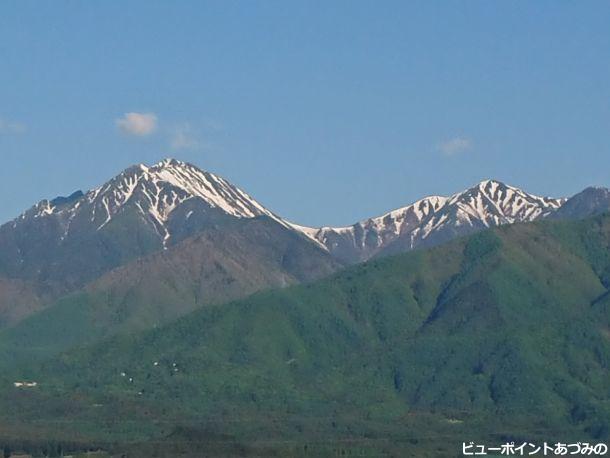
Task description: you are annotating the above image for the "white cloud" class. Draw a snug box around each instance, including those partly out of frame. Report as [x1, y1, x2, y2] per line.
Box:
[0, 118, 26, 135]
[170, 123, 200, 151]
[116, 112, 157, 137]
[437, 136, 472, 156]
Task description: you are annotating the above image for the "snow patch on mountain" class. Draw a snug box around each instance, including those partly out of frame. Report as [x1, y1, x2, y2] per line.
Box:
[26, 158, 284, 247]
[291, 179, 565, 261]
[19, 161, 567, 262]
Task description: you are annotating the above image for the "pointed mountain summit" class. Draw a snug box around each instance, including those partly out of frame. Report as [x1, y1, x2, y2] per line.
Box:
[0, 161, 589, 328]
[0, 158, 340, 345]
[0, 159, 301, 325]
[292, 179, 565, 263]
[25, 158, 281, 246]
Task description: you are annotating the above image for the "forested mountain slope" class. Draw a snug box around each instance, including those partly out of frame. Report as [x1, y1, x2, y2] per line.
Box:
[2, 214, 609, 456]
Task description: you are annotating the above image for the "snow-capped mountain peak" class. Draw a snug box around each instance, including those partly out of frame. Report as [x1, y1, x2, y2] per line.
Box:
[291, 179, 566, 263]
[88, 158, 275, 223]
[13, 164, 569, 266]
[446, 179, 564, 227]
[22, 159, 280, 248]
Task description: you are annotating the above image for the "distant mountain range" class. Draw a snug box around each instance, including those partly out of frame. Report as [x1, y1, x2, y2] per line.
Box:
[2, 158, 610, 455]
[0, 159, 338, 329]
[2, 158, 610, 329]
[3, 209, 610, 456]
[294, 179, 566, 263]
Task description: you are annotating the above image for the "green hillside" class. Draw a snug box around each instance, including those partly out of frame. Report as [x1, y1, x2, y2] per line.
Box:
[0, 217, 339, 373]
[1, 215, 610, 456]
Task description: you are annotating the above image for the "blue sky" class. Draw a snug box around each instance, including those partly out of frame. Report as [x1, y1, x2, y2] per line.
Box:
[1, 1, 609, 226]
